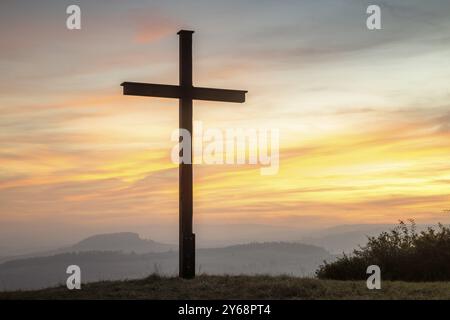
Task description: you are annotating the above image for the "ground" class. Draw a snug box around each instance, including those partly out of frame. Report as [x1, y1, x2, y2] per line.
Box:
[1, 275, 450, 300]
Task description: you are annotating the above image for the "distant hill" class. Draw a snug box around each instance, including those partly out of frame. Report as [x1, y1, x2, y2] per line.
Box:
[0, 242, 334, 291]
[63, 232, 175, 254]
[0, 232, 175, 264]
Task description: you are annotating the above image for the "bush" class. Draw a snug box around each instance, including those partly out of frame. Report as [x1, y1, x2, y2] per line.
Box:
[316, 220, 450, 281]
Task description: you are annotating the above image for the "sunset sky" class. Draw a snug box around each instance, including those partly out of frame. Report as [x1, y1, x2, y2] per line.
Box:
[1, 0, 449, 250]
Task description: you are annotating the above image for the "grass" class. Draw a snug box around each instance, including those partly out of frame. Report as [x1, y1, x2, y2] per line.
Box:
[1, 275, 450, 300]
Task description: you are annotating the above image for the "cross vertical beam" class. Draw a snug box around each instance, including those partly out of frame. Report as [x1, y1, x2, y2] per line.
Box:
[178, 30, 195, 279]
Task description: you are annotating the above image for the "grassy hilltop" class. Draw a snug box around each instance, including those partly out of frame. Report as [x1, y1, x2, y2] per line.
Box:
[1, 274, 450, 300]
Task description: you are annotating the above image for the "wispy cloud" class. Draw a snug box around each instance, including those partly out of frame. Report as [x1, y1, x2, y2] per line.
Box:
[130, 9, 180, 44]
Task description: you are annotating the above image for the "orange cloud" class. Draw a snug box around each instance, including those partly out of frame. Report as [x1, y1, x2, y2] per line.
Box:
[131, 10, 180, 44]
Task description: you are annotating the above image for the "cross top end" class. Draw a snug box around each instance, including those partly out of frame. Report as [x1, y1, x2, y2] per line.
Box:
[177, 30, 195, 35]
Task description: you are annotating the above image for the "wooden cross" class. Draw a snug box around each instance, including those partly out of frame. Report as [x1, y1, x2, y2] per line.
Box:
[121, 30, 247, 279]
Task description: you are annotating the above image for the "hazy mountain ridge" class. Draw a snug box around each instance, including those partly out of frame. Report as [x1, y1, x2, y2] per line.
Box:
[65, 232, 175, 253]
[0, 232, 175, 264]
[0, 223, 414, 260]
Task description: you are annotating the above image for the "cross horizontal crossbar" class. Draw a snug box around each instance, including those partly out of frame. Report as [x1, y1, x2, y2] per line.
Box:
[121, 82, 247, 103]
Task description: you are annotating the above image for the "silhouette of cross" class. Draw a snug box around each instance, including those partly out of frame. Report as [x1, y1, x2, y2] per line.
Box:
[121, 30, 247, 279]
